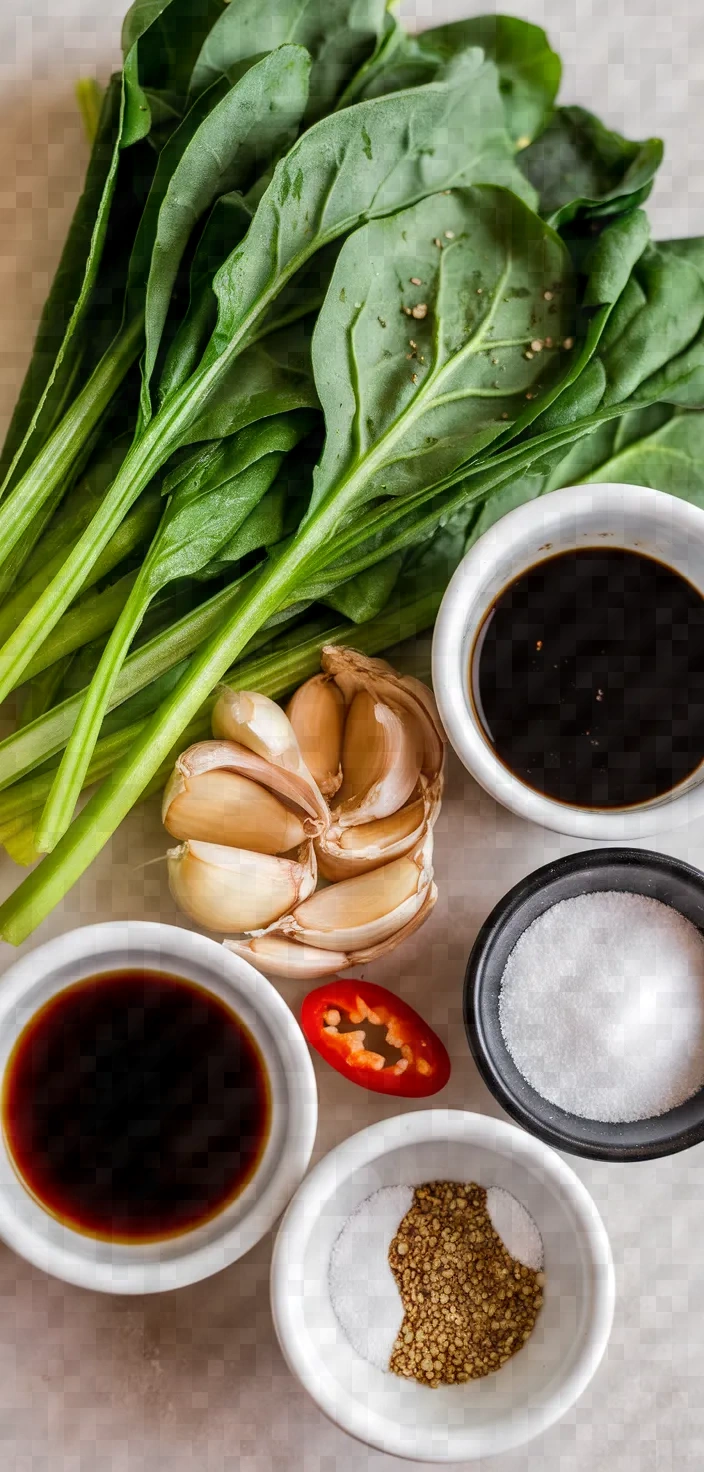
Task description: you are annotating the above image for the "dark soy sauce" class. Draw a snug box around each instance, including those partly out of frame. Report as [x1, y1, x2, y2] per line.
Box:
[473, 547, 704, 808]
[2, 971, 270, 1242]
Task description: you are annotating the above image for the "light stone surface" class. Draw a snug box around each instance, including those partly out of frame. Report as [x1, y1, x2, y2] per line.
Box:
[1, 1, 704, 1467]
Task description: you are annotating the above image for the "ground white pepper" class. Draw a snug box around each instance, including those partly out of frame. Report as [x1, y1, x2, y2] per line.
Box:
[388, 1181, 544, 1388]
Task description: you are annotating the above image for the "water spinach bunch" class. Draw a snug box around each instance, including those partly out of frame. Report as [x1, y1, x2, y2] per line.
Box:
[1, 0, 704, 940]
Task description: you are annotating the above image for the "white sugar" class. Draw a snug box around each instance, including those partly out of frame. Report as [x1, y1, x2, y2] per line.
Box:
[499, 890, 704, 1123]
[328, 1185, 413, 1370]
[486, 1187, 543, 1271]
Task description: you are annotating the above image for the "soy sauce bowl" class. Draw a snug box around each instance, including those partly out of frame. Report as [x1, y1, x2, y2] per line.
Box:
[465, 848, 704, 1162]
[0, 922, 318, 1293]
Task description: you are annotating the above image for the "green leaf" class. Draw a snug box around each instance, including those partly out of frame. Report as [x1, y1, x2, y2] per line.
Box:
[156, 191, 253, 404]
[0, 79, 126, 494]
[144, 412, 314, 592]
[207, 481, 289, 567]
[207, 51, 538, 364]
[520, 106, 663, 227]
[322, 552, 404, 621]
[598, 245, 704, 406]
[344, 13, 561, 146]
[306, 187, 573, 519]
[135, 47, 312, 416]
[180, 320, 319, 444]
[579, 411, 704, 501]
[189, 0, 387, 121]
[121, 0, 228, 145]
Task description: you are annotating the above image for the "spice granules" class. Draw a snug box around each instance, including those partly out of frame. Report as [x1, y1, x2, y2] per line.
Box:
[388, 1181, 544, 1388]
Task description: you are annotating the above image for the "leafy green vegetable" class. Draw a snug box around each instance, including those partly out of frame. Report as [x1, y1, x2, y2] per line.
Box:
[342, 13, 561, 145]
[0, 46, 313, 573]
[136, 45, 312, 416]
[6, 1, 704, 939]
[0, 61, 531, 706]
[189, 0, 388, 120]
[520, 105, 663, 227]
[0, 79, 128, 495]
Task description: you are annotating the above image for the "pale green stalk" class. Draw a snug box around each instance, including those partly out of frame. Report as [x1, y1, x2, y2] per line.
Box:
[0, 315, 143, 567]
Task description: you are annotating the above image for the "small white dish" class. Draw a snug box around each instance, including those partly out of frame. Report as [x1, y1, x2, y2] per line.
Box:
[0, 922, 317, 1294]
[270, 1110, 614, 1463]
[432, 481, 704, 838]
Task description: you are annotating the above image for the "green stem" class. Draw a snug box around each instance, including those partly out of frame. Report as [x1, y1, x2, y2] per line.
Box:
[75, 79, 104, 145]
[36, 580, 151, 849]
[0, 574, 255, 790]
[0, 486, 160, 652]
[19, 572, 139, 687]
[0, 315, 143, 573]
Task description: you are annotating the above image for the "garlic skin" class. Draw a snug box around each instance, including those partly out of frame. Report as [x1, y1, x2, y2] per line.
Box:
[167, 838, 316, 933]
[286, 675, 345, 796]
[225, 933, 352, 980]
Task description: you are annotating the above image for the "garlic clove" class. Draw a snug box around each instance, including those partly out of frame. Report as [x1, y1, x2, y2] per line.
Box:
[316, 796, 430, 880]
[350, 884, 438, 963]
[321, 645, 445, 784]
[224, 933, 352, 980]
[163, 766, 307, 853]
[165, 739, 328, 831]
[286, 675, 345, 796]
[211, 692, 329, 824]
[257, 834, 434, 952]
[213, 688, 303, 771]
[231, 865, 438, 979]
[332, 690, 422, 829]
[167, 838, 316, 934]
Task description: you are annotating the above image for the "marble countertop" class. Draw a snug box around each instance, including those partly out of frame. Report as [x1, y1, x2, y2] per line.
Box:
[1, 3, 704, 1468]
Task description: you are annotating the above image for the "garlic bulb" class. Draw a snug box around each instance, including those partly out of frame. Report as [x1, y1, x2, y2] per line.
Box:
[164, 653, 445, 977]
[168, 838, 316, 933]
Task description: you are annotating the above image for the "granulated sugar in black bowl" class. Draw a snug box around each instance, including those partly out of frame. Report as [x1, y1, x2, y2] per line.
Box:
[464, 848, 704, 1162]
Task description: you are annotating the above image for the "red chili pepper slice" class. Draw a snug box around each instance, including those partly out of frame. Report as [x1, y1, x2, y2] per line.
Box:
[300, 979, 451, 1097]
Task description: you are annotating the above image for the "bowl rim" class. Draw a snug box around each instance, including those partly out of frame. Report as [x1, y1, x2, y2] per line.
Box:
[0, 921, 318, 1293]
[270, 1108, 615, 1463]
[464, 848, 704, 1162]
[432, 481, 704, 839]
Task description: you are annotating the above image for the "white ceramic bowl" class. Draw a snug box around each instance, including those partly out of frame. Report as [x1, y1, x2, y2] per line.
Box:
[432, 481, 704, 839]
[0, 922, 317, 1294]
[271, 1110, 614, 1462]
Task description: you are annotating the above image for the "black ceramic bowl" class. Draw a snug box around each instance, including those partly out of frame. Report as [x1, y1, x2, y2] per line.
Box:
[464, 848, 704, 1162]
